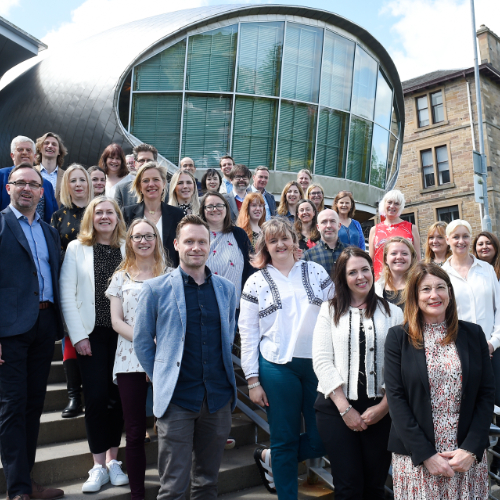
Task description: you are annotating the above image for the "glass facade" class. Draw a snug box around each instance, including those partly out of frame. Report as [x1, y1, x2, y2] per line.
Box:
[128, 19, 401, 188]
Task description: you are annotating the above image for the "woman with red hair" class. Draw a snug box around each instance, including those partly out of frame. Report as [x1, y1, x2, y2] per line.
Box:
[236, 192, 266, 250]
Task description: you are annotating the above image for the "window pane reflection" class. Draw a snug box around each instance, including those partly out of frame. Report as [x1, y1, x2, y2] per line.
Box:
[351, 46, 377, 120]
[281, 23, 323, 103]
[346, 116, 373, 183]
[370, 125, 389, 188]
[374, 70, 392, 130]
[320, 31, 355, 111]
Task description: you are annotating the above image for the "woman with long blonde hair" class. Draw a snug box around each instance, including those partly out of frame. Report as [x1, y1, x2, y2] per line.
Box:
[168, 170, 200, 215]
[306, 184, 325, 212]
[106, 219, 169, 500]
[277, 181, 304, 222]
[236, 191, 266, 250]
[60, 196, 129, 493]
[424, 221, 451, 265]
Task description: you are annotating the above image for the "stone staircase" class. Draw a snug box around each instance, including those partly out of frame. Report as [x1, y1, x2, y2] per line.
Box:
[0, 342, 334, 499]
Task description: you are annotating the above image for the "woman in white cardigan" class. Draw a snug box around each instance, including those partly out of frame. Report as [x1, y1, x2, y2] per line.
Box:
[312, 247, 403, 500]
[60, 196, 128, 493]
[239, 217, 333, 499]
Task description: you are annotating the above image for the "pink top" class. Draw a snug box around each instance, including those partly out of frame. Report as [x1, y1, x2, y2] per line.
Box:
[373, 220, 413, 280]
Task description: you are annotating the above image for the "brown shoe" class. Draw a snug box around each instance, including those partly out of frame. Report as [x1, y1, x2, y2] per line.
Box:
[8, 495, 30, 500]
[29, 481, 64, 500]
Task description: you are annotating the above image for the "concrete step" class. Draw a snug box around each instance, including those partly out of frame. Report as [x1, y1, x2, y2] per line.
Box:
[44, 383, 69, 412]
[48, 360, 66, 385]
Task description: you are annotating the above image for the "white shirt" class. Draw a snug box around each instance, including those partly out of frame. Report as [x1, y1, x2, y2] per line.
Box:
[239, 260, 333, 379]
[442, 255, 500, 350]
[40, 164, 58, 191]
[105, 174, 133, 198]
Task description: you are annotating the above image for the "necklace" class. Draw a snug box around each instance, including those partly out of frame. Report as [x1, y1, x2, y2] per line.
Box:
[351, 300, 366, 309]
[148, 210, 156, 215]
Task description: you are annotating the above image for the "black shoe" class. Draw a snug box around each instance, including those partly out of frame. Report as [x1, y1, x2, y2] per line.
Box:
[61, 359, 84, 418]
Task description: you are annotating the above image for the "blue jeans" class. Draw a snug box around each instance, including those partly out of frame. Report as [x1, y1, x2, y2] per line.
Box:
[259, 355, 326, 499]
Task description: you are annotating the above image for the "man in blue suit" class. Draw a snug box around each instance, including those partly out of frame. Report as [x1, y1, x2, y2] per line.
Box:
[135, 214, 237, 500]
[0, 164, 65, 500]
[0, 136, 58, 224]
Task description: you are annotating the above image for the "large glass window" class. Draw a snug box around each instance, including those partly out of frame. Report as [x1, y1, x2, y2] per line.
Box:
[186, 25, 238, 92]
[319, 30, 355, 111]
[281, 23, 323, 103]
[232, 96, 278, 168]
[374, 70, 392, 130]
[133, 40, 186, 91]
[130, 94, 182, 165]
[437, 205, 459, 223]
[351, 46, 377, 120]
[369, 125, 389, 188]
[417, 96, 429, 127]
[346, 117, 373, 183]
[436, 145, 450, 184]
[276, 100, 317, 172]
[315, 108, 349, 177]
[431, 91, 444, 123]
[181, 95, 232, 167]
[421, 149, 434, 188]
[236, 22, 284, 97]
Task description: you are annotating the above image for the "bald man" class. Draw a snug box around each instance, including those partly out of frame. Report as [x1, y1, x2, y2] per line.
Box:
[303, 209, 346, 278]
[180, 157, 202, 196]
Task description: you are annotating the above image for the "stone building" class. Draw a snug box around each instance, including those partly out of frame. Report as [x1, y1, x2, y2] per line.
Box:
[394, 25, 500, 242]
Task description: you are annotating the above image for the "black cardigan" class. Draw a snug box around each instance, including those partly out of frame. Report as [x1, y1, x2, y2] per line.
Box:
[384, 321, 495, 466]
[122, 202, 184, 267]
[229, 225, 255, 292]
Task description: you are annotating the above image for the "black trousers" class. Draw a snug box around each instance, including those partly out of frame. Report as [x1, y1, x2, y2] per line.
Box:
[0, 308, 57, 497]
[77, 326, 123, 454]
[316, 399, 392, 500]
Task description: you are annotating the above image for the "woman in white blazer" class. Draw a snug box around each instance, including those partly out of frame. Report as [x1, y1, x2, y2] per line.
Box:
[60, 196, 128, 493]
[312, 247, 403, 500]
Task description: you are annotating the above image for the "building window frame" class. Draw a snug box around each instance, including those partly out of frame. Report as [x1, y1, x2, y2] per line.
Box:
[432, 200, 463, 224]
[400, 210, 417, 227]
[413, 87, 448, 130]
[417, 141, 453, 192]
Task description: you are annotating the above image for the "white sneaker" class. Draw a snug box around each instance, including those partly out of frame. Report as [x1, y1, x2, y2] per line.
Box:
[82, 464, 110, 492]
[107, 459, 129, 486]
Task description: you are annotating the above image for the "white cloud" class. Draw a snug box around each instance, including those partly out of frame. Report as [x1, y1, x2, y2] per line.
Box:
[0, 0, 20, 17]
[382, 0, 500, 81]
[41, 0, 207, 49]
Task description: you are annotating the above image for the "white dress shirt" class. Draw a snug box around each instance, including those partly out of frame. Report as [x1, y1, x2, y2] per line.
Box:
[239, 260, 333, 379]
[40, 164, 58, 191]
[442, 255, 500, 350]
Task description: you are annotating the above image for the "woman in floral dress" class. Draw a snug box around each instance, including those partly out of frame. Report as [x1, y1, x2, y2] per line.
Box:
[106, 219, 169, 500]
[385, 262, 494, 499]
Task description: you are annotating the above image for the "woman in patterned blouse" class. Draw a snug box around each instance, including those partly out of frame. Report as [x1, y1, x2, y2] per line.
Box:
[51, 164, 93, 419]
[168, 170, 200, 216]
[106, 219, 169, 500]
[239, 218, 333, 499]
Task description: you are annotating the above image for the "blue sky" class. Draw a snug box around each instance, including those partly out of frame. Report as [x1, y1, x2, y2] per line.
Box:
[2, 0, 500, 81]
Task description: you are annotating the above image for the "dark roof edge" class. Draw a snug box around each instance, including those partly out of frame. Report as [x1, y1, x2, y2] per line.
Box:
[403, 63, 500, 94]
[0, 16, 48, 50]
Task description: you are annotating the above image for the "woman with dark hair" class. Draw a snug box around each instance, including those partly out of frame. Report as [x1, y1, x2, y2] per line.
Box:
[239, 218, 332, 499]
[122, 162, 184, 267]
[424, 221, 451, 266]
[236, 191, 266, 250]
[99, 144, 132, 198]
[201, 168, 222, 194]
[312, 247, 403, 499]
[385, 262, 494, 499]
[88, 166, 106, 197]
[199, 191, 253, 306]
[375, 237, 418, 310]
[473, 230, 500, 280]
[333, 190, 365, 250]
[277, 181, 304, 223]
[106, 219, 169, 500]
[294, 199, 320, 251]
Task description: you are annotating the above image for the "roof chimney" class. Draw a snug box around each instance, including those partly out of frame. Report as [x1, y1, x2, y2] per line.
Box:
[477, 25, 500, 70]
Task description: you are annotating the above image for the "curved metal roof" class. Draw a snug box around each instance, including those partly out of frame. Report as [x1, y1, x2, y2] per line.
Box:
[0, 4, 404, 170]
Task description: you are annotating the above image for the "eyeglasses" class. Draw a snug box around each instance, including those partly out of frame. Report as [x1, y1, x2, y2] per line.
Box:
[234, 176, 249, 181]
[130, 234, 156, 242]
[309, 191, 323, 197]
[204, 204, 226, 212]
[8, 181, 42, 190]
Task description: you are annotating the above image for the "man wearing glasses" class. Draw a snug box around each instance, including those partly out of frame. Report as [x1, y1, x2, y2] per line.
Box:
[0, 136, 58, 223]
[115, 143, 158, 209]
[224, 164, 252, 223]
[0, 163, 65, 500]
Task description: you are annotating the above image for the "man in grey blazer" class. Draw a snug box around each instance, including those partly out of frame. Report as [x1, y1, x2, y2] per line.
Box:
[223, 164, 252, 223]
[134, 215, 237, 500]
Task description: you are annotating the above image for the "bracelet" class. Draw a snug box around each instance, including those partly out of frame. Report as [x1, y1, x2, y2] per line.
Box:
[340, 404, 352, 417]
[248, 381, 261, 390]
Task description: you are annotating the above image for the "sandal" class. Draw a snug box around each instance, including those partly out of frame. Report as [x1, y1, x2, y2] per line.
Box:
[253, 447, 276, 494]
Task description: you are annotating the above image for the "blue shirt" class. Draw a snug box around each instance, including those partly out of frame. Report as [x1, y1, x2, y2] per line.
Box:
[251, 185, 271, 221]
[40, 164, 58, 191]
[9, 204, 54, 303]
[223, 178, 233, 194]
[170, 267, 233, 413]
[338, 219, 366, 251]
